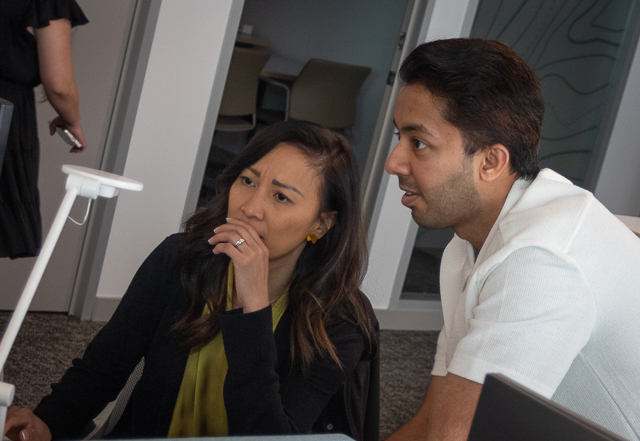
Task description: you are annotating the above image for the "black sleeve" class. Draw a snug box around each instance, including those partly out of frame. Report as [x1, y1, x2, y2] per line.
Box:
[220, 306, 365, 435]
[27, 0, 89, 29]
[33, 235, 182, 440]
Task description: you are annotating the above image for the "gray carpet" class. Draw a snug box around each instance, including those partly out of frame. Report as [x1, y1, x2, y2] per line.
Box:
[0, 312, 438, 440]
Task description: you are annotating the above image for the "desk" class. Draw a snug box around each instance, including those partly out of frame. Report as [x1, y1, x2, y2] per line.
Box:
[261, 54, 304, 82]
[63, 437, 353, 441]
[615, 214, 640, 238]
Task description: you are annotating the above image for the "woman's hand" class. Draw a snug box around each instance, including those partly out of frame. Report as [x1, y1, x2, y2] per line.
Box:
[36, 18, 86, 153]
[49, 116, 87, 153]
[208, 218, 269, 313]
[3, 407, 51, 441]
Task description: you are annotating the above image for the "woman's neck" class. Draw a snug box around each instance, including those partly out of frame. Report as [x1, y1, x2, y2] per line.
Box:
[267, 258, 297, 304]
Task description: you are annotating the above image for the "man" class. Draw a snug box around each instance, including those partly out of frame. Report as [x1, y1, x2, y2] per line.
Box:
[385, 38, 640, 441]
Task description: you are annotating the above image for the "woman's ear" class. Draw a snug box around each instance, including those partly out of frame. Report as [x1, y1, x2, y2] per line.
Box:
[314, 211, 337, 240]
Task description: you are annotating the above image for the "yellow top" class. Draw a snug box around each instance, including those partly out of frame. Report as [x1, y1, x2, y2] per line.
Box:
[167, 263, 289, 437]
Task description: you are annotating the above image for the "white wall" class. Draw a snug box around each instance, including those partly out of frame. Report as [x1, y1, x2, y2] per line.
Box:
[595, 36, 640, 217]
[239, 0, 409, 175]
[91, 0, 243, 315]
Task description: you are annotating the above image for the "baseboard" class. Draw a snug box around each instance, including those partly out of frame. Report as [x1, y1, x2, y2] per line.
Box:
[91, 296, 122, 322]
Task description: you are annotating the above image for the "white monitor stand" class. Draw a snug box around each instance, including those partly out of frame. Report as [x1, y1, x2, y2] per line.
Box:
[0, 165, 143, 438]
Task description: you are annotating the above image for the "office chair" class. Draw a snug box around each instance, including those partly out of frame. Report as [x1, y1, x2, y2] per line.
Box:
[259, 58, 371, 132]
[81, 359, 145, 439]
[215, 47, 271, 132]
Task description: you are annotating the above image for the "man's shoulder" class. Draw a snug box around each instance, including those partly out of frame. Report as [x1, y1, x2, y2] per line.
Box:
[496, 169, 597, 251]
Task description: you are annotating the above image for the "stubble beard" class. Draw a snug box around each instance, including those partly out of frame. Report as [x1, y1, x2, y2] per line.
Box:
[410, 156, 481, 230]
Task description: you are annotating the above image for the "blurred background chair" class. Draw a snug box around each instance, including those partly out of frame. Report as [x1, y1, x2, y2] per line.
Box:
[258, 58, 371, 132]
[215, 47, 271, 132]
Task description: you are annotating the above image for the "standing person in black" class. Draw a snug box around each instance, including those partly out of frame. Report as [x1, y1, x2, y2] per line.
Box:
[0, 0, 88, 259]
[3, 121, 380, 440]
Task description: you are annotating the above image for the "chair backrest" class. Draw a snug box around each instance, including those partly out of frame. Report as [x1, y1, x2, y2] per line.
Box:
[289, 59, 371, 130]
[218, 47, 270, 117]
[83, 358, 145, 439]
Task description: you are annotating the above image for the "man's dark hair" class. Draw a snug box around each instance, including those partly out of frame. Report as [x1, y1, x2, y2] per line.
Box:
[399, 38, 544, 180]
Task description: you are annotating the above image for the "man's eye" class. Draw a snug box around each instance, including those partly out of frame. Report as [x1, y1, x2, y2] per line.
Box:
[413, 139, 427, 150]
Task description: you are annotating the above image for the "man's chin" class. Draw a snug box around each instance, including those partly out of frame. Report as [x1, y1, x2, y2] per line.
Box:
[411, 210, 445, 230]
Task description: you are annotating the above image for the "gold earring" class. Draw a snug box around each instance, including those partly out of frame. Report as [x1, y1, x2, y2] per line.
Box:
[307, 234, 318, 244]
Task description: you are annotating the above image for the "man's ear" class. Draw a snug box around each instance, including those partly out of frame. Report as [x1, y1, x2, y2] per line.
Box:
[314, 211, 337, 240]
[478, 144, 510, 182]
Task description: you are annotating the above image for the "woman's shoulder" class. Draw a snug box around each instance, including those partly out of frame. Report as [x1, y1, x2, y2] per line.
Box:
[138, 233, 185, 274]
[326, 291, 379, 340]
[158, 232, 185, 250]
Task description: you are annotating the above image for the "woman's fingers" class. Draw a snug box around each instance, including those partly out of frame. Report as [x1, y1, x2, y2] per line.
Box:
[209, 220, 260, 248]
[207, 219, 270, 312]
[4, 407, 51, 441]
[208, 230, 246, 249]
[225, 218, 263, 244]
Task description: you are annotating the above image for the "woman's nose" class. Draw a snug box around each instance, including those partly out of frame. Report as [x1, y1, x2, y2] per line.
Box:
[242, 191, 264, 220]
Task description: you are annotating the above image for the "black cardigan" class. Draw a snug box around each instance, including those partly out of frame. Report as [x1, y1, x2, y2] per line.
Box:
[33, 234, 379, 440]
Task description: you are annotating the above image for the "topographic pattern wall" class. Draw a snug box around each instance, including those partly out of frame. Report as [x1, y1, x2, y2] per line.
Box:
[471, 0, 638, 186]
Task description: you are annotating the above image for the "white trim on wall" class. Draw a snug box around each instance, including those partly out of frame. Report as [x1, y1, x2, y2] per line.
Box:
[91, 0, 244, 320]
[362, 0, 477, 318]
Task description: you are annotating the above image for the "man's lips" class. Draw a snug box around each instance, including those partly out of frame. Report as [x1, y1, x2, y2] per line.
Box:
[400, 187, 419, 207]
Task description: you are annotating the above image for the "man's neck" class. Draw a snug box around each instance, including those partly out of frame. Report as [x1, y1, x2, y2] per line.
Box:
[456, 177, 517, 252]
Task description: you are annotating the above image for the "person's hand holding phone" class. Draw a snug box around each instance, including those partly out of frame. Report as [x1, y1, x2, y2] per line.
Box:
[49, 116, 87, 153]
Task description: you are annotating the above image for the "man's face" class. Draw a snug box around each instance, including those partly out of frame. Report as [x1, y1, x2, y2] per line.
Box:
[385, 84, 482, 230]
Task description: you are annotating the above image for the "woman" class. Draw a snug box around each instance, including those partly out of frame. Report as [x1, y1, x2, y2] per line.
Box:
[4, 121, 379, 440]
[0, 0, 88, 258]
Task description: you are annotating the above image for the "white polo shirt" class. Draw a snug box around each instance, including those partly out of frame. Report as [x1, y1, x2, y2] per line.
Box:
[432, 169, 640, 440]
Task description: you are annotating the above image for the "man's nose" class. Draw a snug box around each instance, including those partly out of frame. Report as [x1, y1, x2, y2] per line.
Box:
[385, 142, 409, 177]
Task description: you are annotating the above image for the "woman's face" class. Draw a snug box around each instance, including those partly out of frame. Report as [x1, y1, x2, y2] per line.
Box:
[227, 143, 331, 267]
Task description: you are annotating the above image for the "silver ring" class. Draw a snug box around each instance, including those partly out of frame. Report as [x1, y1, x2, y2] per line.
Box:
[234, 238, 245, 248]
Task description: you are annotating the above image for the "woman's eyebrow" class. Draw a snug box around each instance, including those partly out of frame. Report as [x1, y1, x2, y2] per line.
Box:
[273, 179, 304, 198]
[248, 167, 260, 176]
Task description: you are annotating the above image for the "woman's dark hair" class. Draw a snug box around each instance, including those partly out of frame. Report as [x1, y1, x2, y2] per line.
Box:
[174, 120, 377, 370]
[399, 38, 544, 180]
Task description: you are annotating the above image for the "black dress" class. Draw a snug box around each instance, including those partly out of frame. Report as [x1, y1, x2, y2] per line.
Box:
[0, 0, 88, 258]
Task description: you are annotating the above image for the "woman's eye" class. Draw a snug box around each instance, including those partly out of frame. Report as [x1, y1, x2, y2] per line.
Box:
[241, 176, 254, 186]
[275, 192, 289, 203]
[413, 139, 427, 150]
